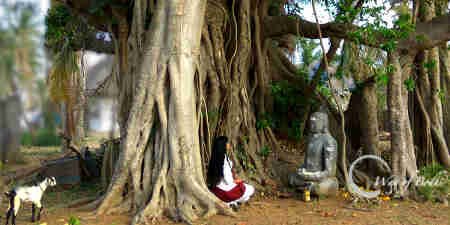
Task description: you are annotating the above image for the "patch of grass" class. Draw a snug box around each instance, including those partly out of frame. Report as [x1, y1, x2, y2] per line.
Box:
[68, 215, 81, 225]
[417, 164, 450, 202]
[46, 181, 102, 209]
[21, 128, 61, 147]
[419, 163, 445, 179]
[22, 146, 61, 157]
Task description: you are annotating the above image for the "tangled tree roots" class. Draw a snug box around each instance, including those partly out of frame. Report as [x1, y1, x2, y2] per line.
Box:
[91, 0, 251, 223]
[91, 0, 300, 224]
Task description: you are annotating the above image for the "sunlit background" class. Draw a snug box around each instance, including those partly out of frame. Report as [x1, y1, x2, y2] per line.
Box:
[0, 0, 118, 162]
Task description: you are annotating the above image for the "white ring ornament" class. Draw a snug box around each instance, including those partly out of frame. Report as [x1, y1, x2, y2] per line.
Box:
[348, 154, 391, 199]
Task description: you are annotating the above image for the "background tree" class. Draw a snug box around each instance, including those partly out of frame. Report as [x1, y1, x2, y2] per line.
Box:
[0, 1, 41, 163]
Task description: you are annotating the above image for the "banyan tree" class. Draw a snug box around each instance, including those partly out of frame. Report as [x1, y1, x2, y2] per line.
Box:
[44, 0, 450, 224]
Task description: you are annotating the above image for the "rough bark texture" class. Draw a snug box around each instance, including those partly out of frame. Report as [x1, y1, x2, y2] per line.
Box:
[91, 1, 285, 223]
[342, 43, 382, 175]
[388, 52, 406, 191]
[436, 0, 450, 153]
[75, 52, 87, 144]
[441, 44, 450, 145]
[388, 51, 418, 194]
[412, 0, 450, 168]
[93, 1, 264, 224]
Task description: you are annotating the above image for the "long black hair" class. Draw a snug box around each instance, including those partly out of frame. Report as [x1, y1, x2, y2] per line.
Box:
[206, 136, 228, 188]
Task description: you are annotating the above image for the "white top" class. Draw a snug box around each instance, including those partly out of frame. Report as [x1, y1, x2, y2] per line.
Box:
[216, 156, 237, 191]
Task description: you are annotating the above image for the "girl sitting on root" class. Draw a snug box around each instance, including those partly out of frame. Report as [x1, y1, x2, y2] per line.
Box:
[207, 136, 255, 209]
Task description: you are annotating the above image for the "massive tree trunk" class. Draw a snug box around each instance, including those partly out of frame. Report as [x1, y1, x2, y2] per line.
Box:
[342, 43, 382, 173]
[388, 51, 417, 194]
[93, 1, 282, 223]
[96, 1, 233, 223]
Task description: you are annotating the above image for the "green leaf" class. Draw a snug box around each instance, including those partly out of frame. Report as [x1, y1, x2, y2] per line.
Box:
[424, 59, 437, 71]
[259, 146, 272, 157]
[404, 77, 415, 91]
[380, 40, 397, 52]
[376, 73, 389, 86]
[415, 34, 426, 43]
[386, 64, 396, 74]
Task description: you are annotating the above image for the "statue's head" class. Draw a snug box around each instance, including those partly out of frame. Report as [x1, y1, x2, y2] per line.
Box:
[309, 111, 329, 134]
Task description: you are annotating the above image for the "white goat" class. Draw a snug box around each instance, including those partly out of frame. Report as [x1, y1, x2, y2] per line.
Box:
[4, 177, 56, 225]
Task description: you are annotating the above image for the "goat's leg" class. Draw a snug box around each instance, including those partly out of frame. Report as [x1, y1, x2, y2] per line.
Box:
[5, 194, 15, 225]
[11, 213, 15, 225]
[31, 203, 36, 222]
[36, 202, 43, 221]
[12, 198, 20, 225]
[5, 208, 12, 225]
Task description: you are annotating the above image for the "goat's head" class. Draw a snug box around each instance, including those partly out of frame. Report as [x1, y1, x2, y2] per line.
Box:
[45, 177, 57, 187]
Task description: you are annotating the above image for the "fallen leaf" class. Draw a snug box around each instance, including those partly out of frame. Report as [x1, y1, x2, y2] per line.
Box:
[352, 212, 357, 217]
[322, 211, 336, 217]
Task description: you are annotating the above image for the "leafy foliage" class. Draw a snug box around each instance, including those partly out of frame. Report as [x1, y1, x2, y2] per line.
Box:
[404, 77, 415, 91]
[256, 114, 274, 130]
[271, 80, 315, 140]
[420, 163, 446, 179]
[417, 164, 450, 202]
[259, 145, 272, 158]
[269, 38, 321, 141]
[47, 41, 79, 104]
[21, 128, 61, 147]
[424, 59, 437, 72]
[343, 2, 414, 52]
[235, 143, 256, 174]
[45, 5, 94, 52]
[68, 216, 81, 225]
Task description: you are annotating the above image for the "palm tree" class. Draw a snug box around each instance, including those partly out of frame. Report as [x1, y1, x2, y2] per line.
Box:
[0, 1, 41, 163]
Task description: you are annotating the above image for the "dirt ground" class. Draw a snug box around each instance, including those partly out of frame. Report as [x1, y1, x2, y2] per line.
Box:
[1, 196, 449, 225]
[1, 137, 449, 225]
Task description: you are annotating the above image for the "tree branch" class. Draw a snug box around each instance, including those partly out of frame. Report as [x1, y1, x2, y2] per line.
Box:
[264, 14, 450, 51]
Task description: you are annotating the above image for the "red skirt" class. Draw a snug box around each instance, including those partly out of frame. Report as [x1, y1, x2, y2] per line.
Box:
[210, 182, 246, 203]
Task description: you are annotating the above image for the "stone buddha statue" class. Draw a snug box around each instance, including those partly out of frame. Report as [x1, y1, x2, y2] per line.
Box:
[289, 111, 339, 196]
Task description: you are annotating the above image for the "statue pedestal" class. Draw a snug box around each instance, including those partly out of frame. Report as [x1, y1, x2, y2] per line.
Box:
[313, 177, 339, 197]
[289, 173, 338, 197]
